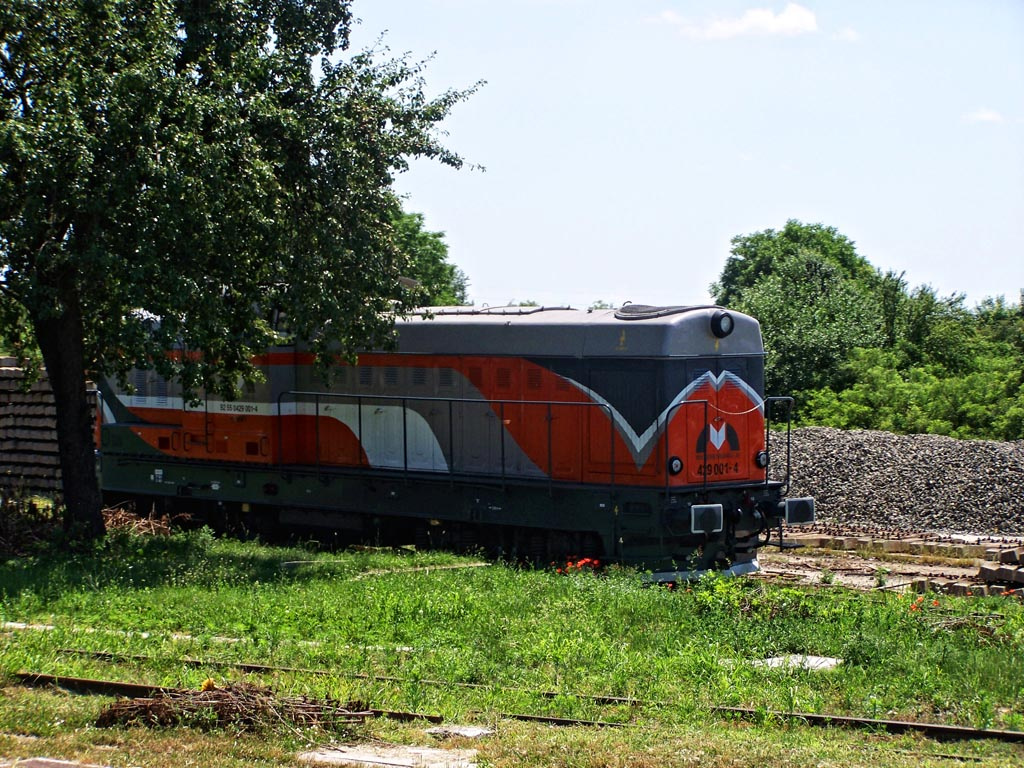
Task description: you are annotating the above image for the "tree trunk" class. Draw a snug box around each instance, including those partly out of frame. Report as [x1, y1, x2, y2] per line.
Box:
[34, 298, 106, 541]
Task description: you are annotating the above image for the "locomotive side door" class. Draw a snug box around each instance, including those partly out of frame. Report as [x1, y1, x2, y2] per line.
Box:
[268, 345, 300, 464]
[455, 360, 500, 475]
[585, 361, 660, 483]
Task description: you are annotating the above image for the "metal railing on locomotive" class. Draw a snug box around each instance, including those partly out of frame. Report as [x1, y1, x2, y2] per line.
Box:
[274, 391, 617, 492]
[274, 391, 794, 495]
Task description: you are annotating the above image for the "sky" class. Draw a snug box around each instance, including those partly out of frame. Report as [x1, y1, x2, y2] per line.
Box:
[349, 0, 1024, 309]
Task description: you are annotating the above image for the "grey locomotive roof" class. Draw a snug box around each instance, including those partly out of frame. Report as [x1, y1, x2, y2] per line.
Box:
[393, 305, 764, 358]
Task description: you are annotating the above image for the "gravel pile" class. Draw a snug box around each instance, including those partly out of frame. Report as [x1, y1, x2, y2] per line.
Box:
[781, 427, 1024, 536]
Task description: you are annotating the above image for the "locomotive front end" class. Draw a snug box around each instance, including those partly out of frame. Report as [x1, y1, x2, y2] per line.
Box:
[602, 304, 815, 580]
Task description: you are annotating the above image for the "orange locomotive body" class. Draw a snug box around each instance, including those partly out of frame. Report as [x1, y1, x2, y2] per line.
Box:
[99, 304, 813, 578]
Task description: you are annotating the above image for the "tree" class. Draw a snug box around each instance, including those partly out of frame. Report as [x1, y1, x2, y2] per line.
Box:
[0, 0, 476, 539]
[727, 251, 882, 395]
[899, 286, 974, 373]
[393, 211, 469, 306]
[711, 219, 878, 307]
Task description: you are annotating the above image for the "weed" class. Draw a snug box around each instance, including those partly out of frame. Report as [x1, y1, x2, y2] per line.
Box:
[1, 531, 1023, 738]
[873, 567, 890, 588]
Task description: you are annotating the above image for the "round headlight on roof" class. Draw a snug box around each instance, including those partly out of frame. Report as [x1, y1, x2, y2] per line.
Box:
[711, 310, 734, 338]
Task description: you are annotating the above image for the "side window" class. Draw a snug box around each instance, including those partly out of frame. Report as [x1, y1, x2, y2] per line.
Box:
[131, 369, 148, 406]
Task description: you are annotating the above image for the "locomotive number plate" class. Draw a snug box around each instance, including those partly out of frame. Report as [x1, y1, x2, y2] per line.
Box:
[696, 462, 742, 477]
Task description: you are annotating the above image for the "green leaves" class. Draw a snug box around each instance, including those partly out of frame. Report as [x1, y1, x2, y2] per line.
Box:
[2, 0, 477, 533]
[719, 242, 884, 395]
[393, 211, 469, 307]
[2, 0, 476, 390]
[711, 221, 1024, 439]
[711, 220, 876, 308]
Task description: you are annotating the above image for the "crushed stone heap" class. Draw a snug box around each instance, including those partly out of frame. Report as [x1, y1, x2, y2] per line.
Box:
[783, 427, 1024, 536]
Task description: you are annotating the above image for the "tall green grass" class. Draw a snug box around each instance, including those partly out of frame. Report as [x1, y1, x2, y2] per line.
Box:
[2, 529, 1022, 730]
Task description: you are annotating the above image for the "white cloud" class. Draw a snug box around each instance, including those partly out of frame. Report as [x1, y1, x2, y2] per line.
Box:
[653, 3, 818, 40]
[963, 108, 1005, 124]
[833, 26, 860, 42]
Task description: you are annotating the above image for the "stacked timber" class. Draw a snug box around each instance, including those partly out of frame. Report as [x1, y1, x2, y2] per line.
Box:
[0, 357, 61, 495]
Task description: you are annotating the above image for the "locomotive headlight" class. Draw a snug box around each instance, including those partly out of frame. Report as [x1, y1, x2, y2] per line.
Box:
[667, 456, 684, 475]
[754, 450, 769, 469]
[711, 310, 734, 338]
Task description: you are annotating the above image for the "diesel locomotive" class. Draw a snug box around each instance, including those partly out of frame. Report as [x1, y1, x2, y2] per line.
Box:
[97, 303, 814, 579]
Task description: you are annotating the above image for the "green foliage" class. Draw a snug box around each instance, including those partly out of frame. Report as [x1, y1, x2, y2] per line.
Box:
[711, 220, 877, 308]
[726, 251, 882, 394]
[897, 286, 976, 372]
[804, 346, 1024, 439]
[0, 0, 478, 533]
[802, 289, 1024, 439]
[1, 0, 476, 392]
[712, 220, 1024, 440]
[392, 211, 469, 306]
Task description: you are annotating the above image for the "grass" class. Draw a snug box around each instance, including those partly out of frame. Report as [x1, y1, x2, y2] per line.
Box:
[1, 527, 1023, 766]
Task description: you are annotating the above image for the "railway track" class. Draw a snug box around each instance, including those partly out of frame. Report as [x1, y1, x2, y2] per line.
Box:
[13, 668, 1024, 744]
[784, 522, 1024, 552]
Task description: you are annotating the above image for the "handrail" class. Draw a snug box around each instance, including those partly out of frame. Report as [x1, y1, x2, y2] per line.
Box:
[763, 396, 795, 494]
[274, 390, 616, 493]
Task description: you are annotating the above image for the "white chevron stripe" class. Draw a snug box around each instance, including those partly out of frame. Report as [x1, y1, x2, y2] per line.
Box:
[113, 395, 449, 471]
[709, 424, 727, 450]
[114, 368, 762, 473]
[562, 370, 763, 467]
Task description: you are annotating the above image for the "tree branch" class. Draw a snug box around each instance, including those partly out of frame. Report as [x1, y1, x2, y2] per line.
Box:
[0, 48, 33, 117]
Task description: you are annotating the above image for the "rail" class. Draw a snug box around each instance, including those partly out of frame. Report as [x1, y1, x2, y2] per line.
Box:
[272, 390, 795, 495]
[16, 667, 1024, 742]
[274, 391, 617, 493]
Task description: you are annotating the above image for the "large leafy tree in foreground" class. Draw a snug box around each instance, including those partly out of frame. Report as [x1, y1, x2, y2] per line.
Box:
[0, 0, 474, 538]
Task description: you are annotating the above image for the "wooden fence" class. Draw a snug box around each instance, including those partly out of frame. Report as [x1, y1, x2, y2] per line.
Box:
[0, 358, 62, 495]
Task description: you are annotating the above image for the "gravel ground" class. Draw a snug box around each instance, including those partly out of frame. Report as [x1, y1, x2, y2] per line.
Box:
[780, 427, 1024, 536]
